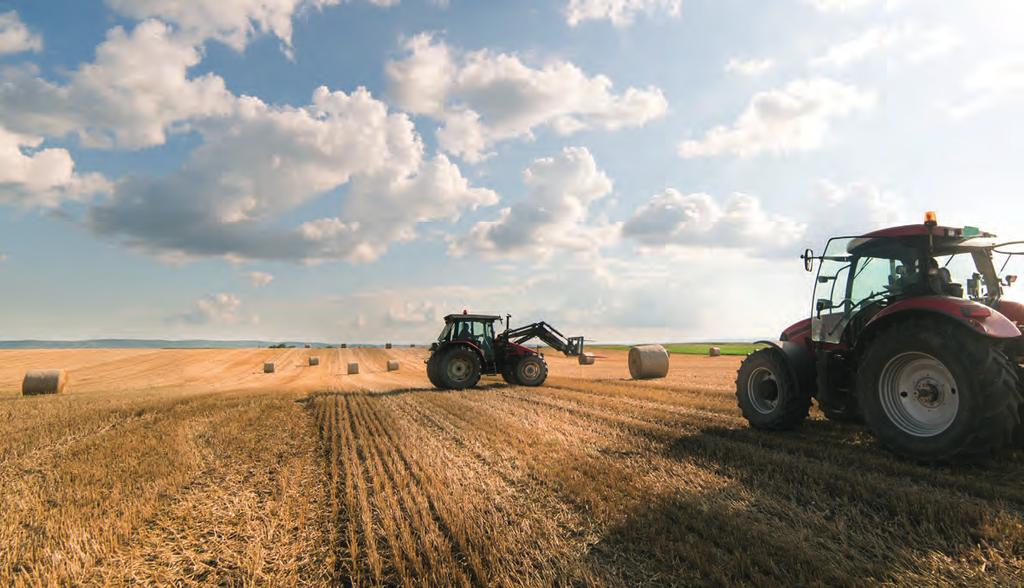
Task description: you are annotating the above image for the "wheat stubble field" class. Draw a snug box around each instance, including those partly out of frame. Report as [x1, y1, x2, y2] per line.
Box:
[2, 348, 1023, 586]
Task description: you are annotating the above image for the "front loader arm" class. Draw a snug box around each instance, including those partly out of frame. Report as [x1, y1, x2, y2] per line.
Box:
[502, 321, 585, 356]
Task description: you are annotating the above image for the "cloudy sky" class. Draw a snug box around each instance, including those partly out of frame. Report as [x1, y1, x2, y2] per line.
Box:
[1, 0, 1022, 343]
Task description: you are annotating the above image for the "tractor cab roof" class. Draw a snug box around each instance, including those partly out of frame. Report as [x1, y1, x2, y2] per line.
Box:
[848, 224, 998, 257]
[443, 313, 501, 322]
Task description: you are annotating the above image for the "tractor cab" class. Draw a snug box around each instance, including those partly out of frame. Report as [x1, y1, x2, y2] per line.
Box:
[809, 223, 1015, 345]
[435, 313, 501, 366]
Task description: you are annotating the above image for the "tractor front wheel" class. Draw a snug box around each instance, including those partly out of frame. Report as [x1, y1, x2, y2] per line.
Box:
[437, 347, 482, 390]
[501, 361, 519, 385]
[736, 348, 810, 430]
[857, 319, 1021, 462]
[514, 356, 548, 387]
[426, 353, 447, 389]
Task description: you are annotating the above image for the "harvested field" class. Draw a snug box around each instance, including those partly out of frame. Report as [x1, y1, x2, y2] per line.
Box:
[2, 348, 1023, 585]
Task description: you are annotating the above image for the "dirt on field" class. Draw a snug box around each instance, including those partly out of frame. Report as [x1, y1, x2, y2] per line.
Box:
[1, 348, 1023, 586]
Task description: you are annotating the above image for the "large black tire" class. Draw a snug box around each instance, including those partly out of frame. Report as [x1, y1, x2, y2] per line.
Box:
[857, 319, 1022, 463]
[736, 348, 810, 430]
[514, 355, 548, 387]
[501, 360, 519, 385]
[437, 347, 482, 390]
[426, 353, 447, 389]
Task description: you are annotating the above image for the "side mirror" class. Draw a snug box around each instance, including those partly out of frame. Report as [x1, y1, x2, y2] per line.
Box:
[1006, 275, 1018, 287]
[816, 299, 832, 314]
[802, 249, 815, 272]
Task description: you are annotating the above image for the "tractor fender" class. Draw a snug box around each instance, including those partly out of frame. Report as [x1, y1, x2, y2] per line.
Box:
[754, 339, 817, 400]
[433, 341, 486, 362]
[863, 296, 1021, 342]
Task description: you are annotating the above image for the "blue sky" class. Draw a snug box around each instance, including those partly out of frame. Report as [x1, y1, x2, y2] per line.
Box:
[1, 0, 1022, 343]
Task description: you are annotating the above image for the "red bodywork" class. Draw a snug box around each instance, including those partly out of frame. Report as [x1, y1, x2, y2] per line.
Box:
[779, 297, 1023, 348]
[868, 296, 1021, 339]
[504, 341, 539, 356]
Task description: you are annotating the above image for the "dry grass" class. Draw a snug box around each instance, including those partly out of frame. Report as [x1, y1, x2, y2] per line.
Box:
[1, 348, 1023, 585]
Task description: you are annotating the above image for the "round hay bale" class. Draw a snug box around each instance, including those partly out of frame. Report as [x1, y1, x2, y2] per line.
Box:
[578, 353, 596, 366]
[263, 362, 275, 373]
[22, 370, 67, 395]
[709, 346, 722, 357]
[628, 345, 669, 380]
[347, 362, 359, 375]
[385, 342, 393, 349]
[309, 357, 320, 366]
[387, 360, 400, 372]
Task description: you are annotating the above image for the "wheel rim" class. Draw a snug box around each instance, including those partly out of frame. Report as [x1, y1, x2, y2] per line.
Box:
[447, 357, 472, 382]
[520, 361, 540, 381]
[878, 352, 959, 437]
[747, 367, 780, 414]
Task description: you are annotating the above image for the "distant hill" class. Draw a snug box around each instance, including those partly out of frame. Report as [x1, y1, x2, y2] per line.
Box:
[0, 339, 347, 349]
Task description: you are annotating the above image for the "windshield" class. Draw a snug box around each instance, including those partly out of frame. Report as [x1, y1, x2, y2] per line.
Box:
[813, 237, 920, 343]
[437, 322, 454, 342]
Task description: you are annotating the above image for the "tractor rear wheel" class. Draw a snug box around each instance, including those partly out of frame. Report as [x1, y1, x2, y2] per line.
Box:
[514, 355, 548, 387]
[736, 348, 810, 430]
[857, 319, 1022, 462]
[437, 347, 482, 390]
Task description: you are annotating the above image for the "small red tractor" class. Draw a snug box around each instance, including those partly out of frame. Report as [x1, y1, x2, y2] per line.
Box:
[737, 213, 1024, 461]
[426, 312, 585, 389]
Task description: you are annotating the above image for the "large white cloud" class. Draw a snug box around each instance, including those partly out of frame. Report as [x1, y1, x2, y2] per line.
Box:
[0, 127, 109, 208]
[622, 190, 806, 255]
[0, 10, 42, 55]
[622, 180, 905, 255]
[104, 0, 393, 52]
[678, 78, 876, 158]
[802, 0, 879, 12]
[387, 33, 668, 162]
[565, 0, 682, 27]
[0, 19, 233, 150]
[451, 147, 615, 258]
[88, 86, 496, 263]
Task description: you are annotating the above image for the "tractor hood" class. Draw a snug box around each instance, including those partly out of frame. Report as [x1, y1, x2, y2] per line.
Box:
[780, 318, 813, 346]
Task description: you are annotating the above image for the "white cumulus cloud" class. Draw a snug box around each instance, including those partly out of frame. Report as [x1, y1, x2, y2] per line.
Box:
[451, 146, 615, 258]
[0, 127, 110, 208]
[622, 180, 905, 256]
[88, 86, 496, 263]
[725, 57, 775, 76]
[678, 78, 876, 158]
[565, 0, 682, 27]
[0, 20, 233, 150]
[387, 33, 668, 162]
[247, 271, 275, 287]
[0, 10, 42, 55]
[103, 0, 392, 52]
[175, 293, 250, 325]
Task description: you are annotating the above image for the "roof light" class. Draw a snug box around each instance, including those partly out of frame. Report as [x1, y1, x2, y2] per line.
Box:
[924, 211, 938, 225]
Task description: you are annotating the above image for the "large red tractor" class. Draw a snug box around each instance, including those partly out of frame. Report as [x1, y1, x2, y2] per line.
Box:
[737, 213, 1024, 461]
[426, 312, 585, 389]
